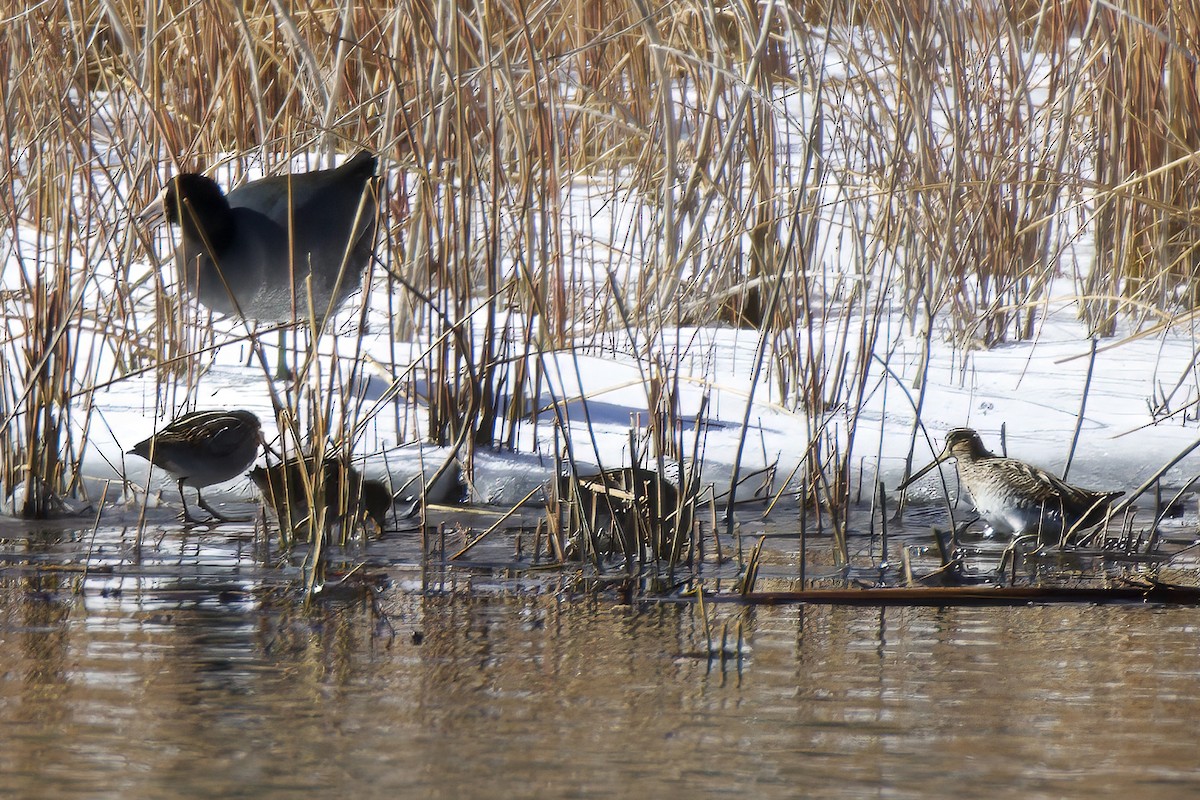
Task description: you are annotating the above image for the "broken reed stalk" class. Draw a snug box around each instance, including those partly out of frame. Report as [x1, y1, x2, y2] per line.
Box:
[693, 584, 713, 651]
[80, 482, 111, 592]
[876, 480, 889, 566]
[1061, 337, 1098, 481]
[737, 536, 765, 597]
[799, 474, 807, 588]
[451, 485, 541, 560]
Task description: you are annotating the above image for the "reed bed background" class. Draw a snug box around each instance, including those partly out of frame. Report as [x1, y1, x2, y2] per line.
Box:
[0, 0, 1196, 535]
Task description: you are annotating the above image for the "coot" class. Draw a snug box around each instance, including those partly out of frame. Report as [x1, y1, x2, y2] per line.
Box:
[142, 151, 379, 327]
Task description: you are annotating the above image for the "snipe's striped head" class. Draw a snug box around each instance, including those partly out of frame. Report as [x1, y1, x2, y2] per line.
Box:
[938, 428, 993, 461]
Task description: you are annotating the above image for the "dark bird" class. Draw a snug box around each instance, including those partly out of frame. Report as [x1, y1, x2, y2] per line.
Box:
[128, 410, 262, 523]
[899, 428, 1123, 542]
[249, 455, 392, 543]
[141, 152, 379, 375]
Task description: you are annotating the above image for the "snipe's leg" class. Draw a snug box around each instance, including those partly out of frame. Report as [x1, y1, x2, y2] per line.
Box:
[177, 478, 209, 525]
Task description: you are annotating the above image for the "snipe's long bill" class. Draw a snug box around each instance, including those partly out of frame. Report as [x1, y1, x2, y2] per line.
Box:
[899, 428, 1123, 542]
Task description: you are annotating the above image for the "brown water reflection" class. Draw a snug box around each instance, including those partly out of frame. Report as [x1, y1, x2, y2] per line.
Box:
[2, 566, 1200, 798]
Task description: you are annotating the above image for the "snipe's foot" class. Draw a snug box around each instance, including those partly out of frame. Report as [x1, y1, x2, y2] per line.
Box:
[197, 494, 253, 524]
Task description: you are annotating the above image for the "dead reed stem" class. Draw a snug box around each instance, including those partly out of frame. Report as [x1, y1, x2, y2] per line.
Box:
[2, 0, 1195, 586]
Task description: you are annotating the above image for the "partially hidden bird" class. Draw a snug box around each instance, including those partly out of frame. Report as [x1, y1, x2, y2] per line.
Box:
[899, 428, 1123, 542]
[128, 409, 262, 523]
[140, 151, 379, 375]
[249, 455, 392, 543]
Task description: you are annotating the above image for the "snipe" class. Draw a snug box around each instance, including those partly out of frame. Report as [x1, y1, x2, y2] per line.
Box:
[128, 410, 262, 523]
[250, 455, 392, 542]
[899, 428, 1123, 541]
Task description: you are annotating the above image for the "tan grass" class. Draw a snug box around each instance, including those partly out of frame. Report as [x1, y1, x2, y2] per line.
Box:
[0, 0, 1195, 542]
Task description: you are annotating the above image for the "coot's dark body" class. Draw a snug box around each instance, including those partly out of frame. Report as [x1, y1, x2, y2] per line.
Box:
[154, 151, 379, 324]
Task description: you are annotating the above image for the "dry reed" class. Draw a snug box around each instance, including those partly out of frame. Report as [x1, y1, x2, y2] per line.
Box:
[0, 0, 1192, 592]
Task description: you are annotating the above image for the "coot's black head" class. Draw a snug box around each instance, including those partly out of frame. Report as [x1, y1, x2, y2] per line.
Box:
[163, 173, 231, 229]
[140, 173, 234, 247]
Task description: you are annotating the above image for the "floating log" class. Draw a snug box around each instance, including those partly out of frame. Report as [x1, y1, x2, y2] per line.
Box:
[704, 583, 1200, 607]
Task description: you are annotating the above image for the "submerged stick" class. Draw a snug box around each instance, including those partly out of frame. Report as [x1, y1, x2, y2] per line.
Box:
[701, 584, 1200, 607]
[450, 485, 543, 560]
